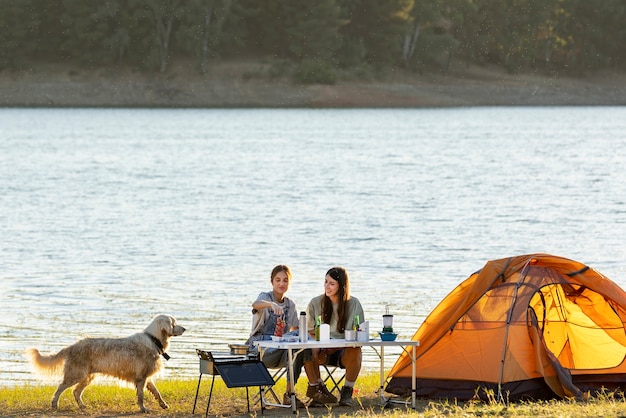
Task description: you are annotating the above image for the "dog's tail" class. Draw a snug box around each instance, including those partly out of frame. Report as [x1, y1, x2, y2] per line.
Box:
[24, 347, 67, 377]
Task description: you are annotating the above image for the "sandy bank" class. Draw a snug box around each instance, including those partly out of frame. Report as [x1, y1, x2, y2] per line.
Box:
[1, 62, 625, 108]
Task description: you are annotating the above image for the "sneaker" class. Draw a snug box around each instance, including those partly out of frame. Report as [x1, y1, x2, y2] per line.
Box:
[339, 386, 353, 406]
[282, 392, 305, 408]
[306, 384, 337, 404]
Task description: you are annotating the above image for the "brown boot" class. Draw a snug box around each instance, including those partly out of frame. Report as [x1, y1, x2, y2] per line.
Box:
[319, 383, 335, 397]
[306, 384, 337, 405]
[339, 386, 353, 406]
[282, 392, 305, 408]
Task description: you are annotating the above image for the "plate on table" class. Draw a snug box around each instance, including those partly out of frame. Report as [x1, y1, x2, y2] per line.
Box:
[271, 335, 299, 342]
[282, 335, 299, 342]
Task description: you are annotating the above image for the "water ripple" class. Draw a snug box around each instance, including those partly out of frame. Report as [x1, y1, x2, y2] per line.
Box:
[1, 107, 626, 385]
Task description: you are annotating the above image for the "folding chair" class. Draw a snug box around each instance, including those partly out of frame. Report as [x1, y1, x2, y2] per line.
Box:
[250, 346, 291, 409]
[321, 363, 346, 395]
[252, 365, 288, 408]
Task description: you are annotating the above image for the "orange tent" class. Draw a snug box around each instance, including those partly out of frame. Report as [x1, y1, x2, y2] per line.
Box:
[386, 254, 626, 401]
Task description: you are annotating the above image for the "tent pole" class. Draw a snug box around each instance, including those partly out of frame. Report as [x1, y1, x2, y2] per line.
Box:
[497, 258, 532, 403]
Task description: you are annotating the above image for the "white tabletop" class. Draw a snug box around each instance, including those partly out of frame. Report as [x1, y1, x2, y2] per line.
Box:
[254, 338, 419, 350]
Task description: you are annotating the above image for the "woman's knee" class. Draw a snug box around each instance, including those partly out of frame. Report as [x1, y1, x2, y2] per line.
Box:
[343, 347, 361, 361]
[340, 350, 361, 368]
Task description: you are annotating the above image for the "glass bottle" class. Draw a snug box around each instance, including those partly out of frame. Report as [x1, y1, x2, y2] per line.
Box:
[315, 315, 321, 341]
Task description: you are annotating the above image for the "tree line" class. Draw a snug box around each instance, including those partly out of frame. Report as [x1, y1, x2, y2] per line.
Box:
[0, 0, 624, 83]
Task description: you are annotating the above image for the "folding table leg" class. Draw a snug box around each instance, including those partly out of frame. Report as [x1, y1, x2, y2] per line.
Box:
[287, 348, 297, 414]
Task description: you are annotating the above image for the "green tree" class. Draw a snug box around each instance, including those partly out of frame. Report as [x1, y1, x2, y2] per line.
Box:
[175, 0, 233, 73]
[336, 0, 413, 68]
[235, 0, 343, 62]
[552, 0, 626, 73]
[467, 0, 556, 72]
[447, 0, 480, 68]
[282, 0, 343, 62]
[58, 0, 131, 66]
[0, 0, 42, 68]
[231, 0, 287, 56]
[403, 0, 461, 71]
[1, 0, 623, 77]
[147, 0, 182, 72]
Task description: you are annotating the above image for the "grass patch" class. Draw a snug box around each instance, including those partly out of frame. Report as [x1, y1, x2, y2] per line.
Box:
[3, 373, 626, 417]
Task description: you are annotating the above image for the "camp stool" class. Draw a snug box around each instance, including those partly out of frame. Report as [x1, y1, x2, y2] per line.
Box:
[252, 347, 299, 410]
[321, 363, 346, 395]
[319, 348, 347, 395]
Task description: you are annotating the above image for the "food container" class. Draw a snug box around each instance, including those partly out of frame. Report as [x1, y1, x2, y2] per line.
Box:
[379, 332, 398, 341]
[319, 324, 330, 341]
[282, 335, 299, 342]
[228, 343, 249, 355]
[356, 330, 369, 342]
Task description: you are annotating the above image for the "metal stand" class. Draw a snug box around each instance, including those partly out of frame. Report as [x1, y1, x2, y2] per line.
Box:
[192, 349, 275, 417]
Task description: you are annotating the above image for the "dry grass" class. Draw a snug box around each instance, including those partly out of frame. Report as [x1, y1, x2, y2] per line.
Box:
[3, 373, 626, 417]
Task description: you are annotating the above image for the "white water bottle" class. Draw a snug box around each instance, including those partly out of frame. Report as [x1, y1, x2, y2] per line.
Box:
[299, 311, 307, 342]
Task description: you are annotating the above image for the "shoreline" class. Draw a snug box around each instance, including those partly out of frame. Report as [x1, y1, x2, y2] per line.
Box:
[2, 62, 626, 108]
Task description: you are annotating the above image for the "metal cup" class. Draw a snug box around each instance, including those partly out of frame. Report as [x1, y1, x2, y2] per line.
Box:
[345, 330, 356, 341]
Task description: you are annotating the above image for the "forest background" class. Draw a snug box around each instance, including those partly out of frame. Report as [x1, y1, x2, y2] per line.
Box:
[1, 0, 625, 107]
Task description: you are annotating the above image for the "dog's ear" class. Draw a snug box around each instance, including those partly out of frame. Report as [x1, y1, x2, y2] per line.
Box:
[162, 316, 175, 336]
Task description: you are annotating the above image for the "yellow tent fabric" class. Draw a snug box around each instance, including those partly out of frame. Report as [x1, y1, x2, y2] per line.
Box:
[385, 254, 626, 401]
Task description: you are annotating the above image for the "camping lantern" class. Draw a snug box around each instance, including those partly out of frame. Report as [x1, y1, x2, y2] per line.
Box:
[382, 305, 393, 332]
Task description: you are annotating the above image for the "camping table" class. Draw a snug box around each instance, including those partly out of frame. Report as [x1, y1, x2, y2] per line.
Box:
[255, 339, 420, 413]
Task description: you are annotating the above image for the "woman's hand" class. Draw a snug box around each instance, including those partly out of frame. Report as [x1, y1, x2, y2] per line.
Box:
[268, 301, 283, 316]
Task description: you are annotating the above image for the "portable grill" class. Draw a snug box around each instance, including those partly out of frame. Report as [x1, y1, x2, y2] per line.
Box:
[192, 349, 275, 416]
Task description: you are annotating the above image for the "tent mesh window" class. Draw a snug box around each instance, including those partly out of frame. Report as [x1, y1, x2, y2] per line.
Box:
[530, 283, 626, 369]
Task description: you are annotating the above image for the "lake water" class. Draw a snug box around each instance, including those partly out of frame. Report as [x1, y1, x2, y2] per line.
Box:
[1, 107, 625, 386]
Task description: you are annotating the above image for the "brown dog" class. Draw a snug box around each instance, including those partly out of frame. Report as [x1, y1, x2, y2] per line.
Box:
[25, 314, 185, 412]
